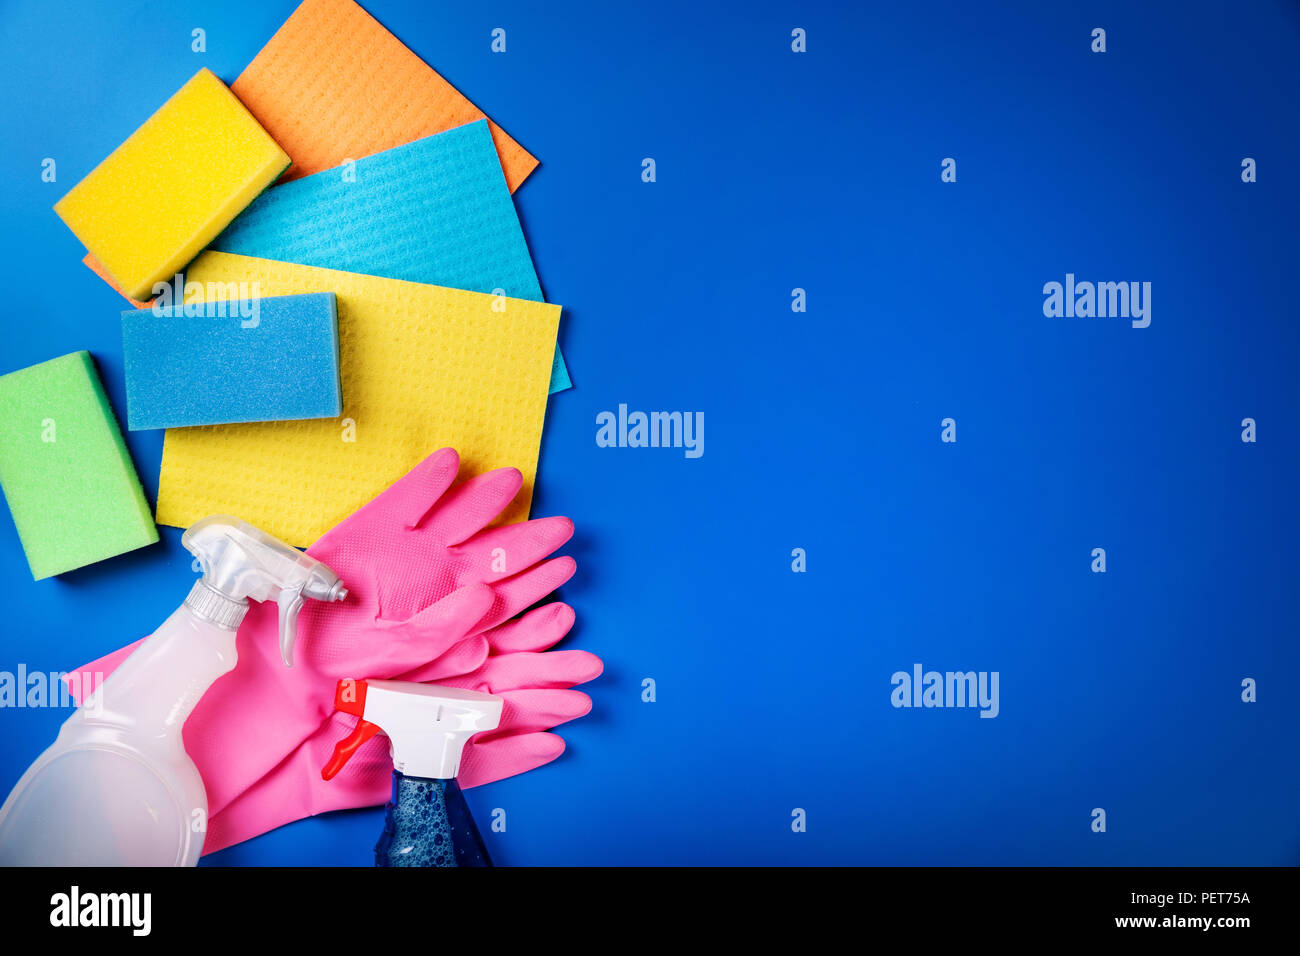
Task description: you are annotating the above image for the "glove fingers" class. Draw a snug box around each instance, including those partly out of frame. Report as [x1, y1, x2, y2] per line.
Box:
[484, 603, 576, 654]
[449, 515, 574, 581]
[495, 689, 593, 733]
[206, 725, 573, 851]
[395, 635, 490, 684]
[426, 466, 524, 545]
[312, 448, 461, 549]
[343, 583, 493, 675]
[473, 556, 577, 633]
[443, 649, 604, 693]
[459, 732, 567, 789]
[360, 513, 571, 623]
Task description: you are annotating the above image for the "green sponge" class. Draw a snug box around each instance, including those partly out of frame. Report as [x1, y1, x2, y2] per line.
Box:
[0, 352, 158, 579]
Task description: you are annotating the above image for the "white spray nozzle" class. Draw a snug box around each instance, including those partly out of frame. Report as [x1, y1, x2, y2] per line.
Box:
[322, 680, 503, 781]
[181, 516, 348, 666]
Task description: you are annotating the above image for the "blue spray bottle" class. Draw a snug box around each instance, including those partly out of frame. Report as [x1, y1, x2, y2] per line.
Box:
[322, 679, 502, 867]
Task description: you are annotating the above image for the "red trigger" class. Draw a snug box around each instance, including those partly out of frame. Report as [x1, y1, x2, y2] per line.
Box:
[322, 677, 377, 780]
[322, 719, 380, 780]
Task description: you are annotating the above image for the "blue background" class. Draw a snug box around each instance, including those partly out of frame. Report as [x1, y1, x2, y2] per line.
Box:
[0, 0, 1296, 865]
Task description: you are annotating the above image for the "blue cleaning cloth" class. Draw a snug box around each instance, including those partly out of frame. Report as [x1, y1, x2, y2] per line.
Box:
[212, 119, 571, 393]
[121, 293, 341, 430]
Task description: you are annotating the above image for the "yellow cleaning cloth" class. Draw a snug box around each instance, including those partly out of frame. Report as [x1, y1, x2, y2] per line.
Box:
[55, 69, 289, 302]
[156, 252, 560, 546]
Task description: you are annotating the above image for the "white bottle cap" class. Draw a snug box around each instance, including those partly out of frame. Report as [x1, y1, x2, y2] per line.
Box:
[327, 680, 504, 781]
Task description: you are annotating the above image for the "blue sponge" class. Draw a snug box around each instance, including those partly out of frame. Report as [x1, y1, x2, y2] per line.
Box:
[211, 119, 570, 393]
[121, 293, 341, 430]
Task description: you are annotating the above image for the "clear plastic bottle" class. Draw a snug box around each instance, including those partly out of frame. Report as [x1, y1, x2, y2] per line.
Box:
[376, 773, 491, 867]
[0, 516, 346, 866]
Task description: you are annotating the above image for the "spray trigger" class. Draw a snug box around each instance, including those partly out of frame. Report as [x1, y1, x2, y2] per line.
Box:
[278, 588, 305, 667]
[181, 516, 348, 668]
[323, 720, 381, 780]
[321, 678, 503, 782]
[322, 677, 373, 779]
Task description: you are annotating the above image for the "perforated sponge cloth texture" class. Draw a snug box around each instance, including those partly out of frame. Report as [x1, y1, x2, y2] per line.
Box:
[54, 68, 290, 301]
[0, 353, 158, 580]
[231, 0, 537, 190]
[211, 119, 570, 394]
[156, 252, 562, 547]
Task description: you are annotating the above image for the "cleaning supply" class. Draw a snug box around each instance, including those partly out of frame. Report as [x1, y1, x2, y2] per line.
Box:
[323, 680, 503, 866]
[210, 120, 569, 394]
[121, 293, 341, 430]
[211, 605, 598, 853]
[67, 448, 578, 830]
[0, 516, 346, 866]
[232, 0, 537, 190]
[74, 601, 600, 855]
[0, 352, 157, 579]
[155, 253, 562, 545]
[55, 68, 289, 301]
[83, 252, 153, 308]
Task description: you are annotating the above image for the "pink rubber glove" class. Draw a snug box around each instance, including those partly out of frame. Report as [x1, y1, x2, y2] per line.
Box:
[203, 602, 602, 853]
[71, 449, 576, 818]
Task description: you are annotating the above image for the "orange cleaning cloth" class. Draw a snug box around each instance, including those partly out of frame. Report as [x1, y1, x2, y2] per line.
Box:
[232, 0, 538, 191]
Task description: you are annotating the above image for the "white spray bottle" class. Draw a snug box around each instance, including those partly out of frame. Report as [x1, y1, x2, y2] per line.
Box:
[0, 516, 347, 866]
[322, 679, 503, 867]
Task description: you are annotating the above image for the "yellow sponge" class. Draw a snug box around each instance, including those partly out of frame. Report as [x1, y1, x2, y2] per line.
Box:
[156, 252, 562, 547]
[54, 69, 289, 301]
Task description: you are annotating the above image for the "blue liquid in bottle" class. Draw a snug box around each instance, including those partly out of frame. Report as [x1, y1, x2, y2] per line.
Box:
[375, 771, 491, 867]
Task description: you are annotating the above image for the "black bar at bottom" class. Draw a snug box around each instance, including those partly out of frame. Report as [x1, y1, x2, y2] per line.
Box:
[1, 866, 1290, 940]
